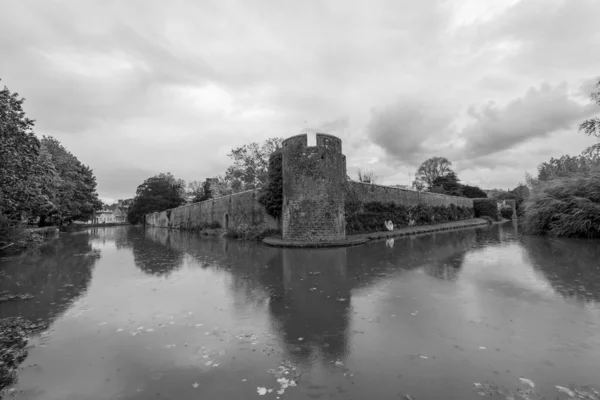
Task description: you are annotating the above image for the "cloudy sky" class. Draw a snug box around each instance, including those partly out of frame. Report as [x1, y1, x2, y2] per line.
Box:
[2, 0, 599, 203]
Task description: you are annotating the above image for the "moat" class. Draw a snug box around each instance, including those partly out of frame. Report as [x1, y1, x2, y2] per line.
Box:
[1, 224, 599, 399]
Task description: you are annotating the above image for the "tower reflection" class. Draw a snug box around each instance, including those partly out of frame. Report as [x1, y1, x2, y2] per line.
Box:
[269, 247, 351, 366]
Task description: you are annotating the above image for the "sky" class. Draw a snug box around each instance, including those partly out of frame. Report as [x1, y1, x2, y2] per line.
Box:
[1, 0, 599, 204]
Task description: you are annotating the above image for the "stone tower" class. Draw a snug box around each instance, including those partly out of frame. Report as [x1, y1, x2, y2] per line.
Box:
[281, 133, 346, 241]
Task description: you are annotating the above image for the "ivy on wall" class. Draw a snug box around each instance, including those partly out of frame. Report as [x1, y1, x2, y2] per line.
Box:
[257, 151, 283, 219]
[345, 200, 473, 235]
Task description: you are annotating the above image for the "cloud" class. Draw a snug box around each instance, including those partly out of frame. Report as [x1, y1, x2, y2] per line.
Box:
[460, 82, 589, 158]
[366, 97, 458, 165]
[1, 0, 600, 200]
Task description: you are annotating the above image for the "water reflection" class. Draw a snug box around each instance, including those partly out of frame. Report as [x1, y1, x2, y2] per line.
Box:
[523, 235, 600, 304]
[0, 232, 100, 324]
[271, 248, 350, 365]
[116, 227, 186, 276]
[6, 224, 597, 399]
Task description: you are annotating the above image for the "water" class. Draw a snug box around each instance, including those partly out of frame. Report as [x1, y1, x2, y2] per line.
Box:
[1, 223, 600, 399]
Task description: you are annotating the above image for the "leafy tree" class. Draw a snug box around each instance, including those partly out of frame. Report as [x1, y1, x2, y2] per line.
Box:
[579, 78, 600, 140]
[357, 169, 378, 184]
[258, 151, 283, 218]
[127, 173, 186, 224]
[187, 180, 205, 203]
[537, 154, 599, 182]
[412, 157, 454, 191]
[461, 185, 487, 198]
[0, 81, 55, 220]
[579, 78, 600, 159]
[39, 137, 102, 225]
[431, 171, 462, 196]
[225, 137, 283, 191]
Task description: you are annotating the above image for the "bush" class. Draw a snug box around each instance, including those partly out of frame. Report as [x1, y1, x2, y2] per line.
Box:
[258, 151, 283, 219]
[473, 199, 499, 221]
[500, 207, 513, 220]
[205, 221, 221, 229]
[223, 223, 280, 241]
[521, 171, 600, 238]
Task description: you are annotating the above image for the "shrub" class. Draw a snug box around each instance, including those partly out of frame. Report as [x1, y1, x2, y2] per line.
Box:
[473, 199, 499, 221]
[224, 223, 280, 241]
[257, 151, 283, 219]
[521, 171, 600, 238]
[205, 220, 221, 229]
[344, 201, 475, 234]
[500, 207, 513, 220]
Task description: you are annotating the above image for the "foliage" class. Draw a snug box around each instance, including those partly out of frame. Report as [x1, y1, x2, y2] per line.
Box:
[537, 154, 599, 182]
[1, 81, 101, 228]
[521, 171, 600, 238]
[462, 185, 487, 198]
[431, 171, 462, 196]
[225, 137, 283, 191]
[357, 169, 378, 184]
[500, 207, 513, 220]
[412, 157, 454, 191]
[258, 151, 283, 219]
[473, 199, 499, 221]
[127, 173, 186, 224]
[187, 180, 205, 203]
[344, 200, 473, 235]
[0, 215, 26, 255]
[0, 81, 56, 220]
[38, 137, 102, 225]
[578, 77, 600, 139]
[223, 224, 280, 241]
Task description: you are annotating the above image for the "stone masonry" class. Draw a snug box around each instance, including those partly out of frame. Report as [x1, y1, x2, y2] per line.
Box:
[281, 133, 347, 241]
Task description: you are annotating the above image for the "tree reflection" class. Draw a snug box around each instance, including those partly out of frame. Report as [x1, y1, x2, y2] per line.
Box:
[523, 235, 600, 304]
[119, 227, 186, 276]
[0, 232, 99, 324]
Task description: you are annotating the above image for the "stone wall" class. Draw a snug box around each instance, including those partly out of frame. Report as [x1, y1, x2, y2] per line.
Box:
[145, 190, 278, 231]
[282, 133, 346, 241]
[347, 181, 474, 208]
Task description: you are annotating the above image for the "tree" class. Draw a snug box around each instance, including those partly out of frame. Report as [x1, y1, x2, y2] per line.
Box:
[357, 169, 378, 184]
[412, 157, 454, 191]
[127, 173, 186, 224]
[431, 171, 461, 196]
[579, 78, 600, 140]
[461, 185, 487, 198]
[0, 80, 54, 220]
[39, 137, 102, 225]
[225, 137, 283, 191]
[579, 78, 600, 159]
[537, 154, 598, 182]
[187, 180, 205, 203]
[258, 151, 283, 218]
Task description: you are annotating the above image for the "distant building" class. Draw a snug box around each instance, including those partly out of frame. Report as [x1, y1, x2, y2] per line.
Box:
[90, 210, 116, 224]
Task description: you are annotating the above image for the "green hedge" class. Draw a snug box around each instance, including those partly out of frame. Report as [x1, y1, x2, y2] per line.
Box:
[345, 201, 473, 235]
[473, 199, 499, 221]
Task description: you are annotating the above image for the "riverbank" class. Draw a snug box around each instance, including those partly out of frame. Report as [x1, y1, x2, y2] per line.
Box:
[263, 218, 491, 247]
[0, 226, 59, 258]
[61, 222, 130, 231]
